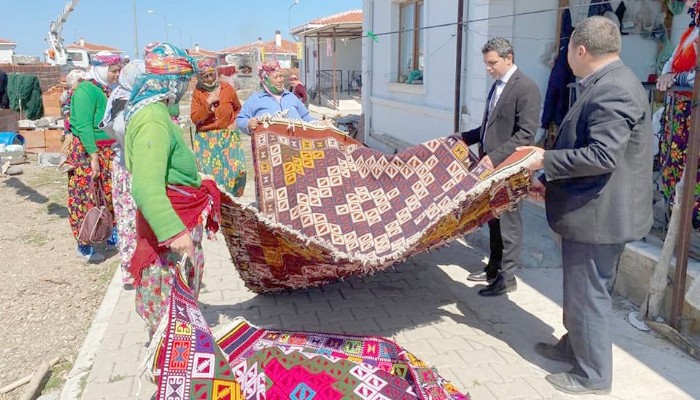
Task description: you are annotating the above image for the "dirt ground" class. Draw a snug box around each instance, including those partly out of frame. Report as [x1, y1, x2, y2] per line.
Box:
[0, 159, 116, 399]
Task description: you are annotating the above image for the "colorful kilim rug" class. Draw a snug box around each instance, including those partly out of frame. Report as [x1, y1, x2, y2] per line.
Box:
[252, 115, 364, 147]
[216, 317, 469, 400]
[146, 261, 240, 399]
[146, 255, 470, 399]
[219, 120, 536, 293]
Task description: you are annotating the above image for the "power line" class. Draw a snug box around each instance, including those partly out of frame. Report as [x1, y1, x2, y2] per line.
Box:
[353, 0, 687, 41]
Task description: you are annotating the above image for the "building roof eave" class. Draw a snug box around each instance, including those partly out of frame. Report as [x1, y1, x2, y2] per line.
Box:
[295, 23, 363, 39]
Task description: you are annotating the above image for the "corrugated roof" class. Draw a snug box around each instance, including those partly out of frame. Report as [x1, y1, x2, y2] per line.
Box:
[66, 40, 123, 53]
[0, 38, 16, 45]
[310, 10, 362, 25]
[219, 39, 297, 55]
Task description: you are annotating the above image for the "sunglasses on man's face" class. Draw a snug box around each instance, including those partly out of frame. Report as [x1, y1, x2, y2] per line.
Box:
[201, 72, 216, 79]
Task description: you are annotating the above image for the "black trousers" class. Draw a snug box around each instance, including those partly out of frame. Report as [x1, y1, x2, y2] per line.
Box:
[553, 239, 625, 389]
[485, 203, 522, 281]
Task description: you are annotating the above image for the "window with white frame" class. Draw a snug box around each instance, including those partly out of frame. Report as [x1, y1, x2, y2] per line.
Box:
[398, 0, 424, 85]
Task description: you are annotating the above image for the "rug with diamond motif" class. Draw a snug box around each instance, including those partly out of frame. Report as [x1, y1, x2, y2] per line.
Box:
[216, 317, 470, 400]
[145, 260, 240, 399]
[145, 254, 470, 400]
[219, 120, 536, 293]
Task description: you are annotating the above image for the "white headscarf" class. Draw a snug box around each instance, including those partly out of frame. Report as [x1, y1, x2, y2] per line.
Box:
[100, 59, 145, 159]
[87, 51, 121, 87]
[88, 65, 109, 87]
[118, 59, 145, 91]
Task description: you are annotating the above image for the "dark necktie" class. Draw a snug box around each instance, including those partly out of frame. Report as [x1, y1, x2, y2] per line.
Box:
[484, 79, 503, 149]
[487, 79, 504, 116]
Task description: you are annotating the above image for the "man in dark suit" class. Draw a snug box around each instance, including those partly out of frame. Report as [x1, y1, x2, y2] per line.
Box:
[518, 16, 653, 395]
[460, 37, 541, 296]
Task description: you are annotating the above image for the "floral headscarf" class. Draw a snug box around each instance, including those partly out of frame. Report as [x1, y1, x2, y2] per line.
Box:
[88, 51, 122, 87]
[66, 69, 86, 90]
[61, 69, 88, 135]
[144, 41, 161, 56]
[258, 59, 283, 96]
[197, 58, 217, 75]
[124, 43, 195, 124]
[196, 58, 219, 91]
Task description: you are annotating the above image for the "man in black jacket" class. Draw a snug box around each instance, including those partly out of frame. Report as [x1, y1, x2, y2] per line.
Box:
[460, 37, 541, 296]
[518, 16, 652, 394]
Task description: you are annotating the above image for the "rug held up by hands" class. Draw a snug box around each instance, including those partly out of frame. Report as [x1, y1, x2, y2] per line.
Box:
[219, 120, 535, 293]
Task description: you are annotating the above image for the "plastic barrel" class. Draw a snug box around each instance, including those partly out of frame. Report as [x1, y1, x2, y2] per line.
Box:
[0, 132, 25, 146]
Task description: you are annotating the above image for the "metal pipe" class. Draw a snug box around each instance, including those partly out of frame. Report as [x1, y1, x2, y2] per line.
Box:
[304, 36, 308, 89]
[453, 0, 465, 133]
[363, 0, 374, 143]
[669, 59, 700, 329]
[316, 34, 321, 106]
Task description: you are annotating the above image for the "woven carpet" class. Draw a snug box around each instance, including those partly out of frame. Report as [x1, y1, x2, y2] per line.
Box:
[147, 258, 470, 399]
[147, 263, 240, 399]
[220, 120, 536, 293]
[217, 318, 469, 399]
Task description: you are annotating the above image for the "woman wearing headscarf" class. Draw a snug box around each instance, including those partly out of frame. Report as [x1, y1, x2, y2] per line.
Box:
[124, 43, 221, 337]
[67, 52, 122, 263]
[190, 58, 246, 196]
[235, 60, 315, 135]
[289, 74, 308, 105]
[58, 69, 86, 172]
[656, 0, 700, 230]
[99, 59, 145, 286]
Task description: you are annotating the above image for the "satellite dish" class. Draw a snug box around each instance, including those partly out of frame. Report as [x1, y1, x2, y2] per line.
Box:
[225, 54, 237, 65]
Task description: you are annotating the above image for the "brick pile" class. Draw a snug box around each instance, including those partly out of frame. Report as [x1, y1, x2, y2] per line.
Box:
[19, 128, 63, 153]
[43, 84, 64, 117]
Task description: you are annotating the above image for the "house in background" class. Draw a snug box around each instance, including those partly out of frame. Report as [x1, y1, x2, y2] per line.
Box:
[66, 37, 124, 65]
[292, 10, 362, 108]
[187, 44, 217, 62]
[362, 0, 665, 153]
[0, 38, 17, 64]
[218, 37, 298, 72]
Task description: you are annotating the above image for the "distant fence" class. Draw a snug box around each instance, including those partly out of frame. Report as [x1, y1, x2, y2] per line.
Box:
[347, 70, 361, 97]
[316, 70, 343, 108]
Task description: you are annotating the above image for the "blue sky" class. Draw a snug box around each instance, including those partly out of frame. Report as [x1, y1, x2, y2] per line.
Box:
[2, 0, 362, 57]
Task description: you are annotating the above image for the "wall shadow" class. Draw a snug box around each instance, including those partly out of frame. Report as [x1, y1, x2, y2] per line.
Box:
[3, 176, 68, 219]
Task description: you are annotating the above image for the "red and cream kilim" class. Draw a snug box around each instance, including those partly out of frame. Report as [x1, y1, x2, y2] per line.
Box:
[220, 120, 536, 293]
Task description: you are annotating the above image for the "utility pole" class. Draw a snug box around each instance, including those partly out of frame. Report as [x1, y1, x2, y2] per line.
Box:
[132, 0, 139, 58]
[289, 0, 299, 42]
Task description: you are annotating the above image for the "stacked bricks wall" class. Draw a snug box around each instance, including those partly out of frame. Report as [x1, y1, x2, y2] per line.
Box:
[0, 109, 20, 133]
[2, 64, 62, 92]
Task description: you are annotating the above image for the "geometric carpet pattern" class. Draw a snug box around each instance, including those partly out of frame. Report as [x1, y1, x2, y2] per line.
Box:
[147, 261, 470, 399]
[216, 317, 470, 400]
[220, 120, 535, 292]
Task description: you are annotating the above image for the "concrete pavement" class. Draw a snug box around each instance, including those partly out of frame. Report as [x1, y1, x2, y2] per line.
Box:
[65, 135, 700, 400]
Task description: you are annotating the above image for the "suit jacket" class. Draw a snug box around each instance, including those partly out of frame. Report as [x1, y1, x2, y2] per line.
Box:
[461, 68, 541, 166]
[543, 60, 653, 244]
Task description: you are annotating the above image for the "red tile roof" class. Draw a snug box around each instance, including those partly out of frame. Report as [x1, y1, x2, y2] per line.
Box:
[0, 38, 16, 45]
[187, 47, 217, 58]
[219, 39, 297, 55]
[310, 10, 362, 25]
[66, 40, 123, 53]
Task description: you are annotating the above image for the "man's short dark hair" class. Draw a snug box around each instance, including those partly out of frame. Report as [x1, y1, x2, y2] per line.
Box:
[482, 37, 514, 58]
[570, 16, 621, 56]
